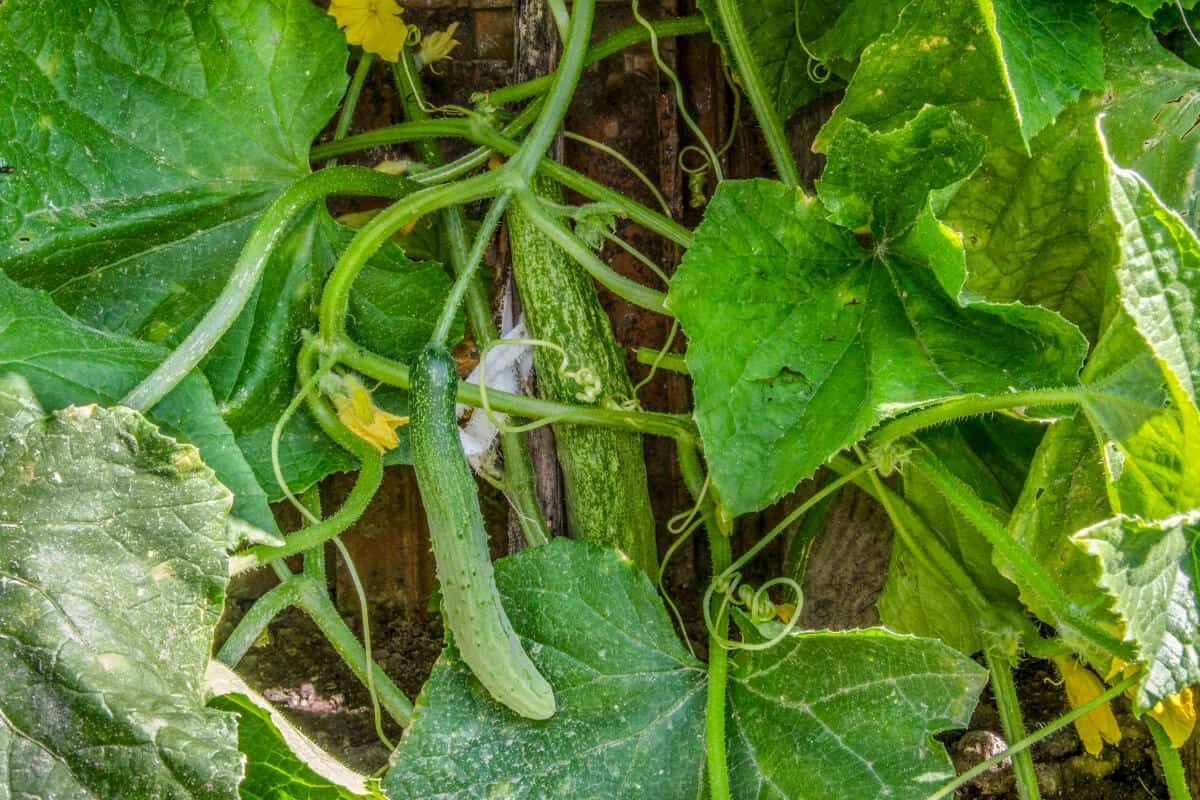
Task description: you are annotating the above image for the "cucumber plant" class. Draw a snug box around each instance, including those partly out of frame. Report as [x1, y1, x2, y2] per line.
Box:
[0, 0, 1198, 799]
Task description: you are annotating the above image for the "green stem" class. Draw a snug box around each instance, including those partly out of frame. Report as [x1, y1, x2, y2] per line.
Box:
[908, 449, 1133, 661]
[431, 190, 512, 346]
[515, 189, 670, 313]
[677, 439, 731, 800]
[391, 51, 551, 548]
[635, 348, 688, 374]
[484, 17, 709, 106]
[217, 580, 299, 666]
[927, 672, 1143, 800]
[317, 170, 503, 342]
[338, 338, 695, 439]
[984, 645, 1042, 800]
[1150, 719, 1193, 800]
[507, 0, 595, 181]
[711, 0, 800, 185]
[229, 343, 385, 574]
[868, 388, 1085, 448]
[311, 117, 693, 247]
[325, 53, 375, 168]
[293, 578, 412, 726]
[123, 167, 415, 412]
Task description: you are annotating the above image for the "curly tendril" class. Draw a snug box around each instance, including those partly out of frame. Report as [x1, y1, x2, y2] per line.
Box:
[793, 0, 831, 83]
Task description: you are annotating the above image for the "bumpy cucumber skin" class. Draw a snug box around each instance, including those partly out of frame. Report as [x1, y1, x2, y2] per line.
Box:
[409, 345, 555, 720]
[506, 176, 658, 573]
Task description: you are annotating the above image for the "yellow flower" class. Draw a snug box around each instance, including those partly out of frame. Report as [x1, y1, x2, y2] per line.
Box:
[328, 374, 409, 452]
[416, 23, 461, 73]
[1149, 687, 1196, 748]
[1109, 659, 1196, 748]
[774, 603, 797, 623]
[1054, 656, 1122, 756]
[327, 0, 408, 62]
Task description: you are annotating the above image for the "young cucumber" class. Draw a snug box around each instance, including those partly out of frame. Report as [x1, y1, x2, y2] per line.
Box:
[506, 175, 658, 573]
[409, 344, 555, 719]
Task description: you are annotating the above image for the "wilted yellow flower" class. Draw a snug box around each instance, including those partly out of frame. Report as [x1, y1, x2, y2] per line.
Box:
[774, 602, 797, 623]
[1055, 656, 1122, 756]
[327, 0, 408, 62]
[416, 23, 461, 73]
[1108, 659, 1196, 748]
[328, 374, 409, 452]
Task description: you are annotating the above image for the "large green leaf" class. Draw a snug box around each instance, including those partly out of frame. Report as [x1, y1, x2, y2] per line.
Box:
[1107, 161, 1200, 406]
[382, 540, 984, 800]
[807, 0, 911, 74]
[1112, 0, 1197, 17]
[814, 0, 1104, 153]
[0, 270, 273, 530]
[0, 376, 242, 799]
[1079, 316, 1200, 520]
[383, 540, 709, 799]
[1100, 6, 1200, 233]
[0, 0, 442, 500]
[726, 630, 987, 798]
[670, 114, 1085, 514]
[207, 663, 380, 800]
[1074, 512, 1200, 711]
[940, 104, 1117, 342]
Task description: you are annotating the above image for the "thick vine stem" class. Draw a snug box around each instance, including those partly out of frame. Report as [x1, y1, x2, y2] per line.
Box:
[710, 0, 800, 185]
[310, 117, 693, 247]
[123, 167, 417, 412]
[676, 438, 731, 800]
[866, 387, 1085, 448]
[337, 338, 696, 439]
[907, 449, 1134, 661]
[984, 645, 1042, 800]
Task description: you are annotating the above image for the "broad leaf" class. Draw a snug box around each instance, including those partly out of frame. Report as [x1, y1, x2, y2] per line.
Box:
[1079, 316, 1200, 520]
[0, 270, 273, 530]
[941, 105, 1117, 342]
[727, 630, 987, 798]
[697, 0, 845, 120]
[1107, 162, 1200, 406]
[0, 0, 445, 500]
[1075, 512, 1200, 712]
[382, 540, 984, 800]
[1100, 6, 1200, 233]
[671, 115, 1084, 514]
[807, 0, 911, 75]
[816, 106, 987, 236]
[207, 663, 379, 800]
[383, 540, 709, 799]
[0, 377, 242, 799]
[1112, 0, 1197, 17]
[815, 0, 1104, 153]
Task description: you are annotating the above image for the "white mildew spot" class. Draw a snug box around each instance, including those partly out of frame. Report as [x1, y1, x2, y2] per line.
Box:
[97, 652, 131, 672]
[150, 562, 175, 582]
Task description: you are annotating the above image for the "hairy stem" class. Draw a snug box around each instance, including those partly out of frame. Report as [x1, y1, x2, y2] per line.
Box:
[325, 52, 375, 168]
[868, 388, 1085, 448]
[908, 449, 1133, 661]
[1150, 719, 1193, 800]
[984, 645, 1042, 800]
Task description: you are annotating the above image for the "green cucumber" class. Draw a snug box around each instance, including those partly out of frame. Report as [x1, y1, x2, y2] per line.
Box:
[506, 175, 658, 573]
[409, 344, 555, 719]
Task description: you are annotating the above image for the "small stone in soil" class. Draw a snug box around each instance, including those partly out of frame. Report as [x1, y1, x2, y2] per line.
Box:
[952, 729, 1014, 796]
